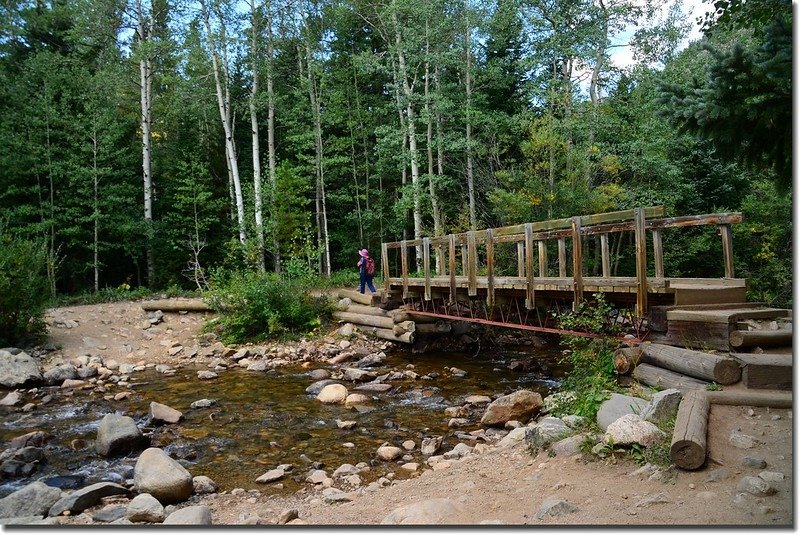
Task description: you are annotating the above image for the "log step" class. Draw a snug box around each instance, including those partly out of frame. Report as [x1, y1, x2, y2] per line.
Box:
[640, 343, 741, 385]
[729, 328, 792, 349]
[141, 299, 212, 312]
[731, 353, 793, 390]
[337, 289, 383, 306]
[632, 363, 709, 391]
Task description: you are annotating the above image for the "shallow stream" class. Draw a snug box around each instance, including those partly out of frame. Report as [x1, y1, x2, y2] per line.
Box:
[0, 347, 566, 498]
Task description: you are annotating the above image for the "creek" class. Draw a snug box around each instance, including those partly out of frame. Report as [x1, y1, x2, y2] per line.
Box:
[0, 347, 566, 498]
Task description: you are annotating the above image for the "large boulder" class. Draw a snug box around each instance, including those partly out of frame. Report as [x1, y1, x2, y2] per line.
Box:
[480, 390, 542, 427]
[604, 414, 665, 447]
[525, 417, 572, 449]
[0, 481, 61, 518]
[0, 350, 41, 388]
[149, 402, 183, 424]
[134, 448, 194, 504]
[316, 384, 348, 404]
[48, 482, 130, 517]
[596, 393, 648, 431]
[381, 498, 466, 525]
[162, 505, 212, 525]
[42, 364, 78, 386]
[640, 389, 682, 426]
[95, 414, 148, 457]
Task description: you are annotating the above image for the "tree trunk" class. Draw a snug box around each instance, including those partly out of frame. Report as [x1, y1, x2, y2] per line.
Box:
[265, 2, 280, 272]
[424, 19, 443, 274]
[632, 362, 709, 391]
[249, 0, 265, 272]
[586, 0, 607, 186]
[136, 0, 155, 285]
[92, 120, 100, 292]
[640, 343, 742, 385]
[669, 390, 709, 470]
[464, 0, 476, 230]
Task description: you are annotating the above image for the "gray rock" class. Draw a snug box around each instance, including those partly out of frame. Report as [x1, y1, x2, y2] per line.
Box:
[255, 468, 285, 484]
[277, 509, 299, 525]
[0, 350, 42, 388]
[190, 399, 217, 409]
[333, 464, 359, 477]
[376, 446, 404, 461]
[95, 414, 147, 457]
[737, 476, 777, 497]
[192, 476, 218, 494]
[322, 488, 351, 503]
[596, 393, 648, 431]
[525, 417, 572, 449]
[640, 389, 682, 425]
[561, 415, 585, 429]
[306, 470, 328, 484]
[127, 493, 165, 523]
[742, 456, 767, 469]
[163, 505, 212, 525]
[355, 354, 385, 368]
[480, 389, 543, 427]
[604, 414, 665, 447]
[93, 506, 128, 523]
[0, 391, 21, 406]
[0, 481, 61, 518]
[730, 431, 759, 449]
[353, 383, 392, 393]
[421, 436, 443, 455]
[548, 434, 586, 457]
[149, 401, 183, 424]
[635, 493, 671, 508]
[308, 369, 330, 380]
[316, 384, 348, 403]
[535, 497, 578, 519]
[42, 364, 78, 385]
[134, 448, 194, 504]
[442, 443, 472, 460]
[197, 371, 218, 380]
[496, 426, 528, 448]
[448, 418, 470, 428]
[0, 516, 61, 525]
[246, 360, 267, 372]
[381, 498, 466, 524]
[337, 323, 354, 337]
[758, 471, 785, 483]
[705, 468, 730, 482]
[48, 482, 130, 516]
[342, 368, 376, 382]
[9, 430, 48, 449]
[305, 379, 339, 395]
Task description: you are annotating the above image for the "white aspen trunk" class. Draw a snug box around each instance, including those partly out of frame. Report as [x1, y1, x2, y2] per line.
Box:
[201, 0, 247, 245]
[389, 53, 409, 242]
[587, 0, 607, 187]
[137, 0, 155, 284]
[249, 0, 265, 272]
[464, 0, 476, 230]
[434, 65, 445, 178]
[92, 120, 99, 292]
[424, 17, 443, 274]
[265, 2, 280, 272]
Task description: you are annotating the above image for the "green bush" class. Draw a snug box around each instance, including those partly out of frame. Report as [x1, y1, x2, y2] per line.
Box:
[204, 270, 332, 344]
[0, 229, 50, 346]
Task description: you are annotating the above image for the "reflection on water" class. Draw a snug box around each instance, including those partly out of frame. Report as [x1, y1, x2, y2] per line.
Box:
[0, 348, 566, 497]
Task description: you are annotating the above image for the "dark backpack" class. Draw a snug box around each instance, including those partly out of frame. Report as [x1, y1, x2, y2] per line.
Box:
[366, 257, 376, 276]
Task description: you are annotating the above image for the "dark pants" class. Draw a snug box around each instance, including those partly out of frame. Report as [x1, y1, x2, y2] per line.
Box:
[360, 272, 376, 294]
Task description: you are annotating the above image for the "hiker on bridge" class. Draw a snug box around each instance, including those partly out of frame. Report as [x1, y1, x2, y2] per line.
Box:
[357, 248, 377, 295]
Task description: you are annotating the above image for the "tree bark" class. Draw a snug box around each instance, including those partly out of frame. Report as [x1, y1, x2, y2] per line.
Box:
[464, 0, 476, 230]
[249, 0, 265, 272]
[669, 390, 709, 470]
[640, 343, 742, 385]
[265, 2, 280, 272]
[632, 362, 709, 391]
[136, 0, 155, 284]
[424, 18, 443, 273]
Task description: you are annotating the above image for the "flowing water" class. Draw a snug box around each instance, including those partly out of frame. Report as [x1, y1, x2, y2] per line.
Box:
[0, 348, 567, 498]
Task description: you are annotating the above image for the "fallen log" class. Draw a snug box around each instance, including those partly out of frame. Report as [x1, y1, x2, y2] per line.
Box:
[332, 311, 393, 330]
[670, 390, 710, 470]
[337, 289, 379, 306]
[613, 347, 642, 375]
[729, 328, 792, 349]
[392, 321, 416, 336]
[632, 363, 709, 391]
[415, 322, 453, 334]
[389, 310, 438, 324]
[705, 390, 793, 408]
[345, 304, 391, 318]
[140, 299, 212, 313]
[370, 327, 414, 344]
[640, 343, 741, 385]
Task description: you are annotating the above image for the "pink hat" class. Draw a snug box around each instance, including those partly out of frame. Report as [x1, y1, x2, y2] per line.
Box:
[359, 249, 369, 258]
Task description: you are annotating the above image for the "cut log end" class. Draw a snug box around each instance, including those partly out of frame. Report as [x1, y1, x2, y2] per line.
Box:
[712, 360, 744, 386]
[670, 440, 706, 470]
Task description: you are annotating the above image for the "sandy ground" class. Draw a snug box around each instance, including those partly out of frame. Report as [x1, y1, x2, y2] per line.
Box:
[37, 300, 795, 526]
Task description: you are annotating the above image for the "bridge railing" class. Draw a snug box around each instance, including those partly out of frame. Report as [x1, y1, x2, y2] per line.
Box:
[381, 206, 742, 317]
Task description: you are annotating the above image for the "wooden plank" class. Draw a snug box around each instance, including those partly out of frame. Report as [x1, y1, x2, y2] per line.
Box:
[558, 238, 567, 277]
[524, 223, 535, 309]
[732, 353, 792, 390]
[720, 224, 734, 278]
[517, 242, 525, 277]
[600, 234, 610, 277]
[634, 207, 648, 318]
[400, 240, 409, 299]
[381, 242, 390, 300]
[705, 390, 793, 407]
[467, 231, 477, 297]
[653, 229, 664, 278]
[486, 228, 495, 308]
[423, 237, 431, 301]
[538, 241, 547, 277]
[665, 320, 731, 351]
[448, 234, 457, 304]
[571, 217, 583, 309]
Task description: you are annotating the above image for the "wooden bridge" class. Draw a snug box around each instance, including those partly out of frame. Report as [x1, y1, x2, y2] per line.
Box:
[379, 206, 746, 334]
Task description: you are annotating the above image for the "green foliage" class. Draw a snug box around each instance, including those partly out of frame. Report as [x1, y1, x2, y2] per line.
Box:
[204, 270, 333, 344]
[705, 382, 722, 391]
[0, 227, 50, 346]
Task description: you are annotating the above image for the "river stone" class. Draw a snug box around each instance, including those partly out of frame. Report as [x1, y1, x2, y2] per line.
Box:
[119, 363, 136, 375]
[635, 493, 671, 508]
[134, 448, 194, 504]
[127, 493, 165, 523]
[163, 505, 212, 525]
[309, 369, 330, 381]
[496, 426, 528, 448]
[149, 402, 183, 424]
[306, 470, 328, 484]
[535, 497, 579, 519]
[277, 509, 299, 524]
[48, 482, 130, 516]
[448, 418, 470, 428]
[337, 323, 354, 337]
[190, 399, 217, 409]
[758, 471, 785, 483]
[193, 476, 218, 494]
[465, 395, 492, 404]
[0, 350, 42, 388]
[322, 488, 351, 503]
[333, 464, 359, 477]
[343, 368, 376, 382]
[355, 354, 385, 368]
[61, 379, 86, 389]
[317, 384, 348, 404]
[596, 393, 648, 431]
[92, 505, 127, 523]
[548, 434, 586, 457]
[376, 446, 404, 461]
[442, 443, 472, 460]
[525, 417, 572, 449]
[0, 481, 61, 518]
[0, 391, 21, 406]
[197, 371, 217, 380]
[561, 415, 585, 429]
[9, 430, 49, 449]
[345, 393, 371, 407]
[480, 389, 542, 427]
[381, 498, 466, 525]
[255, 468, 285, 483]
[743, 457, 767, 469]
[353, 383, 392, 393]
[95, 414, 147, 457]
[306, 379, 339, 395]
[402, 440, 415, 450]
[640, 389, 682, 425]
[737, 476, 776, 497]
[604, 414, 665, 447]
[43, 364, 78, 385]
[730, 431, 759, 449]
[421, 436, 443, 455]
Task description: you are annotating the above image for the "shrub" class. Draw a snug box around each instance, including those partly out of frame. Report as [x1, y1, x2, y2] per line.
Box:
[0, 228, 50, 346]
[204, 270, 332, 344]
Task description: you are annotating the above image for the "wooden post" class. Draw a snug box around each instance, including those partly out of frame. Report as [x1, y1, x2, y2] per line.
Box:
[381, 242, 390, 302]
[634, 207, 648, 318]
[461, 243, 468, 276]
[400, 240, 409, 299]
[448, 234, 457, 304]
[423, 237, 431, 301]
[558, 238, 567, 277]
[538, 241, 547, 277]
[525, 223, 535, 309]
[720, 224, 734, 278]
[486, 229, 495, 308]
[571, 217, 583, 310]
[653, 229, 664, 278]
[467, 231, 477, 297]
[600, 233, 610, 277]
[517, 242, 525, 277]
[670, 391, 710, 470]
